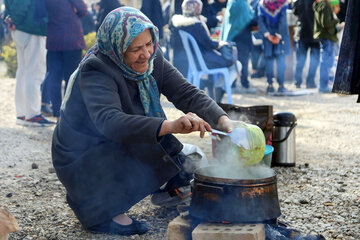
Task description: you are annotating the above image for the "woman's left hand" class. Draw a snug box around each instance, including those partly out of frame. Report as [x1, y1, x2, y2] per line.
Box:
[216, 115, 246, 133]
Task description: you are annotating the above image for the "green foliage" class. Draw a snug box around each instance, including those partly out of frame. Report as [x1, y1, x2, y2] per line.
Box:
[82, 32, 97, 57]
[1, 41, 17, 77]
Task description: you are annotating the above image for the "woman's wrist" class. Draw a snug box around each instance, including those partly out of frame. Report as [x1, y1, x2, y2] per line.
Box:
[159, 120, 172, 136]
[216, 115, 231, 131]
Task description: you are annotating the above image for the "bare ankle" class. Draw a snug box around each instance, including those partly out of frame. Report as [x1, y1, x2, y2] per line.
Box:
[112, 214, 132, 225]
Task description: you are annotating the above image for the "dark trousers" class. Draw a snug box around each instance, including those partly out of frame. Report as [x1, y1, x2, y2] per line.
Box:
[295, 40, 320, 87]
[42, 50, 82, 117]
[265, 54, 286, 86]
[236, 42, 251, 88]
[41, 72, 51, 104]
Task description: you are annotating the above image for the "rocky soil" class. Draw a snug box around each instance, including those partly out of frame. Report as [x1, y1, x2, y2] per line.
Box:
[1, 76, 359, 240]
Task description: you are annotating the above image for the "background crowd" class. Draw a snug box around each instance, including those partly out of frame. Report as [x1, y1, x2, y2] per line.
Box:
[0, 0, 348, 127]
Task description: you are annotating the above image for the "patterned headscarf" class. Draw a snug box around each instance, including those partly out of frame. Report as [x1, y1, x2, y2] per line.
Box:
[181, 0, 203, 17]
[65, 7, 166, 118]
[259, 0, 288, 24]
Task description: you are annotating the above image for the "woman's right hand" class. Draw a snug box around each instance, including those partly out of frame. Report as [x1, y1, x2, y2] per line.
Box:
[159, 112, 212, 138]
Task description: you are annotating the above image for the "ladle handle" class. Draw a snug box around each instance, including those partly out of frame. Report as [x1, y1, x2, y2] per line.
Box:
[211, 129, 229, 136]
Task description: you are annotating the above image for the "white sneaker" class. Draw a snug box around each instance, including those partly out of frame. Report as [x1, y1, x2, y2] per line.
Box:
[24, 114, 55, 127]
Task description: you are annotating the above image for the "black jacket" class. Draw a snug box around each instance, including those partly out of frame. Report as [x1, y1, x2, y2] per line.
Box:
[292, 0, 318, 43]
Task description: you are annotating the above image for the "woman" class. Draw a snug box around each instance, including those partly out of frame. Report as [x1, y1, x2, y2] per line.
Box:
[221, 0, 257, 93]
[258, 0, 291, 94]
[52, 7, 236, 236]
[171, 0, 240, 102]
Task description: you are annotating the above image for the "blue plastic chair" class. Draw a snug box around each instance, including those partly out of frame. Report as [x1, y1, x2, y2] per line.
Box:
[178, 30, 232, 104]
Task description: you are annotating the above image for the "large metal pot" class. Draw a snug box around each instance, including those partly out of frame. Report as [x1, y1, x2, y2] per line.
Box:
[190, 165, 281, 223]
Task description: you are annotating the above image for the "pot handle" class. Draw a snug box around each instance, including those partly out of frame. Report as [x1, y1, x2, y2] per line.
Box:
[271, 122, 297, 143]
[194, 183, 224, 202]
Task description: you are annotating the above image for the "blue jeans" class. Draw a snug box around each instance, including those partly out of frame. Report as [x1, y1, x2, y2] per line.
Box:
[42, 50, 82, 117]
[295, 40, 320, 87]
[265, 54, 286, 86]
[251, 45, 265, 72]
[319, 39, 335, 90]
[236, 39, 251, 88]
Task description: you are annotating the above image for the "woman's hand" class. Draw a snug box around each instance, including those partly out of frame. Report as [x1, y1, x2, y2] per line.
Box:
[216, 115, 246, 133]
[267, 35, 280, 45]
[159, 112, 212, 138]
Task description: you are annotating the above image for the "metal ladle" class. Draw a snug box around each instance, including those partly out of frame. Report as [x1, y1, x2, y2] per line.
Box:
[211, 128, 250, 150]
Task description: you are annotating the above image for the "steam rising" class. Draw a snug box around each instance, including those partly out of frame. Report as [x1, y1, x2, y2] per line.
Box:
[205, 112, 272, 180]
[198, 164, 274, 180]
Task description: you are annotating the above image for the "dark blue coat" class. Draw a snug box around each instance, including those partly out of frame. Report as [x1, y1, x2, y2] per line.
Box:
[258, 9, 291, 57]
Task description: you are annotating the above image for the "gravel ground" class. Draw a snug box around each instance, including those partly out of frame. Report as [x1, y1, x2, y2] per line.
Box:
[1, 76, 359, 240]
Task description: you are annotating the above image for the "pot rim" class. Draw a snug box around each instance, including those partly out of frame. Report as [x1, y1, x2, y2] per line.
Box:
[194, 165, 277, 186]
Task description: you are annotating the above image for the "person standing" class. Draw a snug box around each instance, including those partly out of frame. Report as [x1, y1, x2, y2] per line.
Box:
[4, 0, 55, 126]
[221, 0, 257, 94]
[258, 0, 291, 94]
[293, 0, 320, 89]
[313, 0, 341, 93]
[43, 0, 88, 121]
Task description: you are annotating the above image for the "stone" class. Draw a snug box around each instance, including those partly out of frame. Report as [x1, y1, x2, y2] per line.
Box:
[167, 215, 196, 240]
[192, 223, 265, 240]
[31, 163, 38, 169]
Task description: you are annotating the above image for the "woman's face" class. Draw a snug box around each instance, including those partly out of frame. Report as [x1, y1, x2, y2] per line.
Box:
[123, 29, 154, 73]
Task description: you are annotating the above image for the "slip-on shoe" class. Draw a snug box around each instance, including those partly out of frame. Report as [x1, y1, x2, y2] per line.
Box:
[87, 218, 148, 236]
